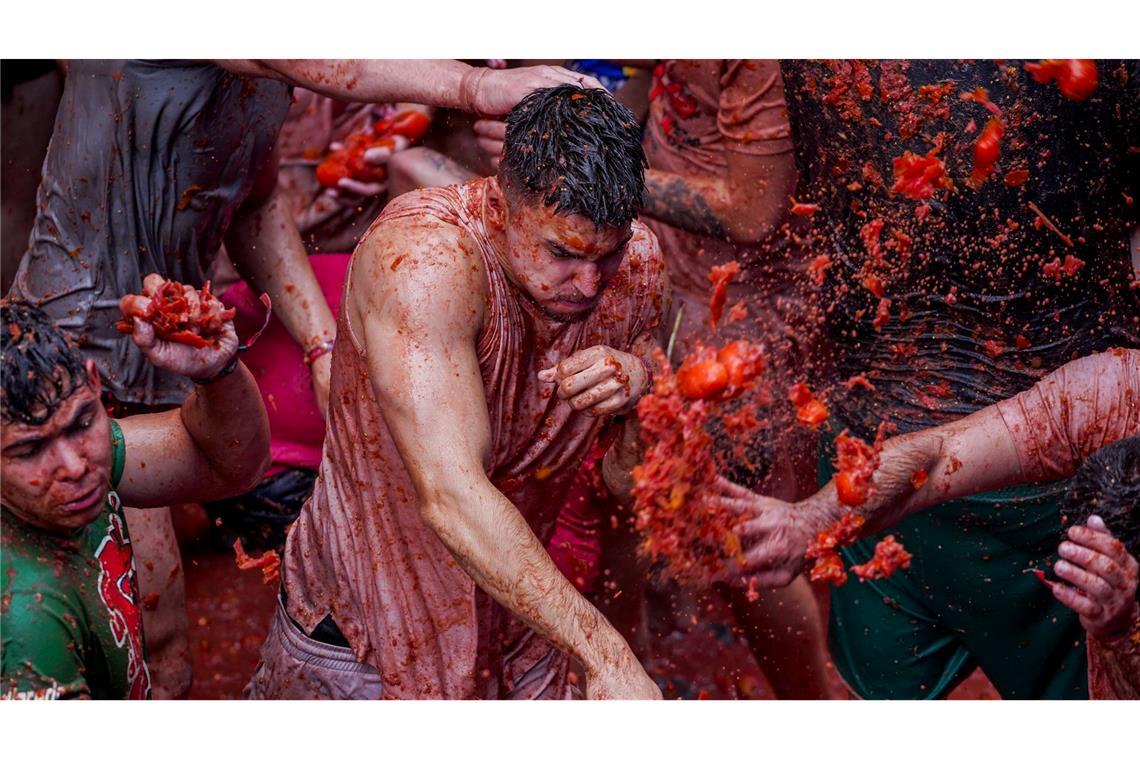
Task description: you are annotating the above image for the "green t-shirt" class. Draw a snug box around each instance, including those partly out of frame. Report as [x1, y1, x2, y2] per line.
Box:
[1, 420, 151, 699]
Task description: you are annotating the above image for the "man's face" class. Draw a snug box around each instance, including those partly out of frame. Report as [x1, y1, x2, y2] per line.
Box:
[501, 194, 633, 322]
[1, 362, 113, 533]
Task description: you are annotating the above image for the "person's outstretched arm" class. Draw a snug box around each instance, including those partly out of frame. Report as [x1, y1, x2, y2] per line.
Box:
[114, 302, 271, 509]
[216, 59, 599, 116]
[724, 349, 1140, 586]
[350, 216, 660, 699]
[225, 145, 337, 417]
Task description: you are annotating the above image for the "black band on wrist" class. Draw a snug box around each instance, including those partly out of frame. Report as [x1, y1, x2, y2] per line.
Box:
[191, 356, 239, 385]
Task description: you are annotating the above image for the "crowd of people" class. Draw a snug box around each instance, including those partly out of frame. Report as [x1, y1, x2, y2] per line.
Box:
[1, 58, 1137, 701]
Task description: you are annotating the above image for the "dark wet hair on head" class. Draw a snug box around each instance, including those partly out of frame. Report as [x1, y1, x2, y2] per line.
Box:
[500, 84, 646, 228]
[1, 299, 90, 426]
[1062, 436, 1140, 557]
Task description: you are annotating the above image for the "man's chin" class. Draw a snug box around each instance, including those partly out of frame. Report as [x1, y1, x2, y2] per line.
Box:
[542, 300, 596, 323]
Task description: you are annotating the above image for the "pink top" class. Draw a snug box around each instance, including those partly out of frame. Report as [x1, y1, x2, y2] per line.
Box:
[221, 253, 351, 475]
[282, 178, 666, 699]
[996, 348, 1140, 700]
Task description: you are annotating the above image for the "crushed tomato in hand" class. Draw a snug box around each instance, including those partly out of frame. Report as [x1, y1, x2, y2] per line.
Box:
[116, 274, 235, 348]
[632, 341, 773, 584]
[805, 511, 866, 587]
[315, 109, 430, 188]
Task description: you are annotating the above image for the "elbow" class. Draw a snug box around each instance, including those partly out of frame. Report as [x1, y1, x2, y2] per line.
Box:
[418, 494, 457, 539]
[243, 443, 273, 494]
[417, 481, 477, 539]
[213, 439, 271, 500]
[723, 212, 782, 247]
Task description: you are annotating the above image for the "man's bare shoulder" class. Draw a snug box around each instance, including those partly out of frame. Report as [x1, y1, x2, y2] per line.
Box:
[350, 210, 488, 336]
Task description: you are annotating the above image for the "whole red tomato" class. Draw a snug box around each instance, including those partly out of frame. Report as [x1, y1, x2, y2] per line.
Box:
[315, 153, 351, 188]
[677, 360, 729, 401]
[717, 340, 764, 391]
[390, 110, 431, 142]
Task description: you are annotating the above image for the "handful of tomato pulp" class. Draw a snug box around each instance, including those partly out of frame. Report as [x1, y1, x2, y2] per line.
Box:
[806, 424, 912, 586]
[116, 274, 235, 349]
[315, 110, 431, 189]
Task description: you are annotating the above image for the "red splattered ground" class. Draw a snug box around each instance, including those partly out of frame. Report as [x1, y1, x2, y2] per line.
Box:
[181, 541, 998, 699]
[183, 543, 276, 700]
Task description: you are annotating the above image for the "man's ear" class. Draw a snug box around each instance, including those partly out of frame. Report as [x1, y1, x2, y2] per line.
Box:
[85, 359, 103, 395]
[488, 182, 509, 230]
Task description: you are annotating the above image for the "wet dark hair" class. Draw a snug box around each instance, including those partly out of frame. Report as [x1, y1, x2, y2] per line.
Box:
[1062, 436, 1140, 557]
[500, 85, 646, 228]
[1, 299, 90, 426]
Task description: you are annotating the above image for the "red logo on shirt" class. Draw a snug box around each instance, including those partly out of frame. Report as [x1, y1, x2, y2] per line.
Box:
[95, 506, 151, 699]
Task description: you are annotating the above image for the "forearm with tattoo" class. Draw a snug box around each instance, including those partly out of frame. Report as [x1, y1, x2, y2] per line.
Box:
[641, 171, 728, 239]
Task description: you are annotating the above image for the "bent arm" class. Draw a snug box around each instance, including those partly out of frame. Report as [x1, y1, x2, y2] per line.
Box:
[642, 153, 795, 246]
[352, 220, 644, 680]
[115, 363, 270, 509]
[641, 60, 796, 246]
[225, 149, 337, 415]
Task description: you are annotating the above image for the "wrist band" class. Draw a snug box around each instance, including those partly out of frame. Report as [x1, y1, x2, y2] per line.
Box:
[460, 67, 490, 116]
[303, 339, 335, 366]
[192, 355, 239, 385]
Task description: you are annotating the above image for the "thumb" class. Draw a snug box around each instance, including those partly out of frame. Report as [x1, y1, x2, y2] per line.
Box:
[131, 317, 157, 349]
[537, 367, 557, 382]
[1087, 515, 1109, 533]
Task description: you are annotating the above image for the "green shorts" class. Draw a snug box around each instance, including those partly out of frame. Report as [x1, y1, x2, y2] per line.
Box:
[821, 440, 1088, 699]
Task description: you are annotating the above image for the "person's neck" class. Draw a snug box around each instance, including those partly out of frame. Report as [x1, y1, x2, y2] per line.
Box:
[0, 503, 90, 543]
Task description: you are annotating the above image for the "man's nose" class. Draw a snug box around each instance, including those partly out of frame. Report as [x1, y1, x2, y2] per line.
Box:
[52, 440, 87, 481]
[574, 263, 601, 298]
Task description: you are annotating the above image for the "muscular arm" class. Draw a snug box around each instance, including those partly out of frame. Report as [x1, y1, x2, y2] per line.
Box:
[225, 148, 337, 416]
[115, 363, 270, 509]
[351, 219, 651, 693]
